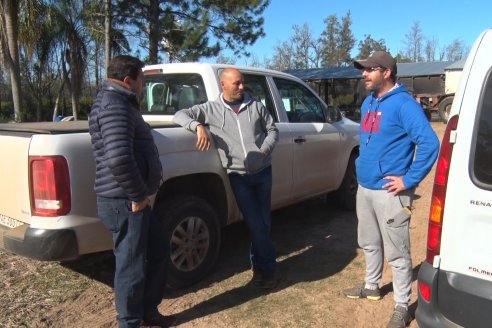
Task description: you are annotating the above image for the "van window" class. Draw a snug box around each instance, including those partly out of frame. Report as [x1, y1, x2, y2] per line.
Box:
[142, 74, 207, 115]
[473, 70, 492, 186]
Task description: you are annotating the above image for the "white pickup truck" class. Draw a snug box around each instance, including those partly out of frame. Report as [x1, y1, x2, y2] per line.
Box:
[0, 63, 359, 287]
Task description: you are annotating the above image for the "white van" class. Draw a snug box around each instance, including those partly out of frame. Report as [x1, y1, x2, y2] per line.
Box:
[416, 29, 492, 327]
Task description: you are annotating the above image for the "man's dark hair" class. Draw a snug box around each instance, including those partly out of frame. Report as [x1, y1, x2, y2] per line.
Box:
[107, 55, 145, 81]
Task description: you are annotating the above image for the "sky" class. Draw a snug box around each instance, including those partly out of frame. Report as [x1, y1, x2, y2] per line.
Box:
[232, 0, 492, 65]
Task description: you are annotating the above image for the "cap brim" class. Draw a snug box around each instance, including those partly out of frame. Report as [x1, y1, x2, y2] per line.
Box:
[354, 59, 377, 69]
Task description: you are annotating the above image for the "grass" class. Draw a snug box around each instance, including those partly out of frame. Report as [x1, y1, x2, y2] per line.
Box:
[0, 250, 99, 327]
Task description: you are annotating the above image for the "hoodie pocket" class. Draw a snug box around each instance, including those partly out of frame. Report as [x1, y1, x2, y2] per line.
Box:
[244, 148, 266, 173]
[355, 157, 383, 186]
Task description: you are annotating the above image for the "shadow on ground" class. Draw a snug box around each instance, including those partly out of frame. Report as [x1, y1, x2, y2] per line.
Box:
[61, 196, 359, 324]
[170, 197, 359, 324]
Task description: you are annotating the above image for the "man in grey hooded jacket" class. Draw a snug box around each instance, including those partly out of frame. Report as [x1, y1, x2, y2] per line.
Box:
[174, 68, 279, 289]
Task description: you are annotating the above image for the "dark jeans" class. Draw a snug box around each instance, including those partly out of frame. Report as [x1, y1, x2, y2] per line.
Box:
[96, 196, 169, 328]
[229, 166, 277, 275]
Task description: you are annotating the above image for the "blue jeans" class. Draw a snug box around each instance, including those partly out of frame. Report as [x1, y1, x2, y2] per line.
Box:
[96, 197, 169, 328]
[229, 166, 277, 275]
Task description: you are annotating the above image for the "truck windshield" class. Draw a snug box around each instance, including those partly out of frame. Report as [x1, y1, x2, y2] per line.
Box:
[142, 73, 207, 115]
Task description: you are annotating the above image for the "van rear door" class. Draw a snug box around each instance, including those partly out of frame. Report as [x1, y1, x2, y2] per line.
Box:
[439, 29, 492, 285]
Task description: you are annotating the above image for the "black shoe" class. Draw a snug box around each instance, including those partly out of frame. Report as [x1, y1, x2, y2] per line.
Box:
[386, 305, 411, 328]
[260, 272, 280, 290]
[141, 311, 176, 328]
[342, 283, 381, 301]
[250, 267, 263, 284]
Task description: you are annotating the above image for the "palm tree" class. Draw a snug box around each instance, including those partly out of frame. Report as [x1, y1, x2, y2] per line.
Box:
[0, 0, 23, 121]
[48, 0, 89, 120]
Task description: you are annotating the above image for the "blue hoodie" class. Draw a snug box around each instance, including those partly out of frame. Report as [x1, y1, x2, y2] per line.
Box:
[356, 84, 439, 190]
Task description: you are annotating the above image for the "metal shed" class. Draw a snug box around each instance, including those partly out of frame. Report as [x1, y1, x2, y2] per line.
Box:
[285, 60, 464, 120]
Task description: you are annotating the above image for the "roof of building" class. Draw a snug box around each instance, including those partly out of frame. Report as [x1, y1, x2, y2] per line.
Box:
[284, 60, 465, 81]
[445, 58, 467, 70]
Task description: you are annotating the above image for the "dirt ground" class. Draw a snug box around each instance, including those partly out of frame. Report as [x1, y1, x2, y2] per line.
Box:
[0, 122, 446, 328]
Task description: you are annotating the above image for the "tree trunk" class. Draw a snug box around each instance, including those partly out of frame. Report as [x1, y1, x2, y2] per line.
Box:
[67, 43, 81, 120]
[1, 0, 23, 121]
[52, 76, 65, 121]
[104, 0, 111, 71]
[148, 0, 160, 63]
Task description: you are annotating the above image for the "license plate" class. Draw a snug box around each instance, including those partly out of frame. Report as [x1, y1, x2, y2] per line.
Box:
[0, 213, 24, 229]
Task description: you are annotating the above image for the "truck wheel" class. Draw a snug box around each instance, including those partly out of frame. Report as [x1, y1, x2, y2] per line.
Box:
[439, 97, 453, 123]
[154, 195, 221, 289]
[332, 153, 357, 211]
[423, 107, 432, 121]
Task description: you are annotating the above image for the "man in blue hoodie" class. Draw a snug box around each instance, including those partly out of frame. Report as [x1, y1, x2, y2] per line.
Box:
[174, 67, 279, 289]
[342, 51, 439, 328]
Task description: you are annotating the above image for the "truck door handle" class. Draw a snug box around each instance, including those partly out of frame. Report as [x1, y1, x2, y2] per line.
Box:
[294, 137, 306, 143]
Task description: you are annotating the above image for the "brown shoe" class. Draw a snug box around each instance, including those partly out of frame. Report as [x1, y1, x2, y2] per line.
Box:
[141, 311, 176, 328]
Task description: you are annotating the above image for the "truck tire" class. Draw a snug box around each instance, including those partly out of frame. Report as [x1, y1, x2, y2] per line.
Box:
[438, 97, 454, 123]
[331, 153, 357, 211]
[154, 195, 221, 289]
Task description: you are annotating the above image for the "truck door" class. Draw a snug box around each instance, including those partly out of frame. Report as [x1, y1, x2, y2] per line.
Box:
[272, 77, 341, 200]
[242, 73, 294, 208]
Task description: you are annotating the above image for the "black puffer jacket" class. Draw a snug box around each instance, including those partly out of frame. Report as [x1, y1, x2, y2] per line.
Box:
[89, 80, 162, 202]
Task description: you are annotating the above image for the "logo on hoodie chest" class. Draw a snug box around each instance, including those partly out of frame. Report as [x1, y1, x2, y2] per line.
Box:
[361, 111, 382, 133]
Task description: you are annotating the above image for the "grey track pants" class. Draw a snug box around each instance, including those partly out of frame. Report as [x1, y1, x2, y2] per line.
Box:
[356, 184, 415, 305]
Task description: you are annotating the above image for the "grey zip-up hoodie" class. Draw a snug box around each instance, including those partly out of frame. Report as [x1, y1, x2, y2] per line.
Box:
[174, 92, 279, 174]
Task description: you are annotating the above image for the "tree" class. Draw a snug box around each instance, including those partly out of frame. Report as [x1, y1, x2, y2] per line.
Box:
[115, 0, 269, 63]
[356, 34, 387, 59]
[49, 0, 90, 120]
[215, 53, 236, 65]
[104, 0, 111, 70]
[267, 40, 294, 71]
[337, 11, 355, 66]
[319, 14, 339, 67]
[0, 0, 23, 121]
[84, 0, 129, 89]
[19, 0, 58, 121]
[424, 37, 439, 62]
[291, 23, 313, 69]
[319, 11, 354, 67]
[445, 39, 468, 61]
[267, 22, 321, 70]
[401, 21, 424, 62]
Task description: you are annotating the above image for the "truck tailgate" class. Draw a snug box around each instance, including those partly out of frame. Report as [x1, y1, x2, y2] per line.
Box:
[0, 133, 32, 227]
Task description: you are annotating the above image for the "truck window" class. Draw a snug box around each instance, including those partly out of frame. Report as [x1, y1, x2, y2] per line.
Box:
[473, 69, 492, 187]
[242, 74, 278, 122]
[273, 77, 326, 123]
[142, 74, 207, 115]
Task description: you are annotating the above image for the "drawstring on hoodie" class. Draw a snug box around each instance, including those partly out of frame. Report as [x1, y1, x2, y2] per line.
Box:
[365, 97, 381, 146]
[220, 93, 252, 130]
[221, 109, 226, 130]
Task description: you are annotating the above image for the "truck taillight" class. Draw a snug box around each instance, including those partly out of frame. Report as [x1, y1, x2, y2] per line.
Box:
[29, 156, 71, 216]
[419, 281, 431, 302]
[425, 115, 459, 264]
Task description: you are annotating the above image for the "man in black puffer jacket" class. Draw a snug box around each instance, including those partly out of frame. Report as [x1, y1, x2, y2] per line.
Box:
[89, 55, 175, 328]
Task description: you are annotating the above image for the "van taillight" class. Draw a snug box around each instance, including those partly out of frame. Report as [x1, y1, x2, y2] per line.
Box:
[29, 156, 71, 216]
[425, 115, 459, 264]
